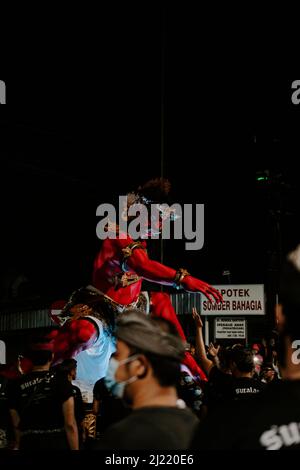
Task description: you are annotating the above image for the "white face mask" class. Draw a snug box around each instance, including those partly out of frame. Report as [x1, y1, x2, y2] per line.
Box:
[104, 354, 140, 399]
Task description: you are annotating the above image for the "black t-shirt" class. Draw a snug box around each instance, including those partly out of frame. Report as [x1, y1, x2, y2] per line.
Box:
[231, 377, 266, 401]
[93, 378, 129, 432]
[192, 379, 300, 450]
[9, 370, 73, 432]
[98, 406, 199, 450]
[202, 366, 233, 409]
[203, 368, 266, 410]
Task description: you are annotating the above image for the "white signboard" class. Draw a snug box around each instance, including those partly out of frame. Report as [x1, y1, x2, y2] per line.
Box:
[215, 318, 246, 339]
[201, 284, 265, 316]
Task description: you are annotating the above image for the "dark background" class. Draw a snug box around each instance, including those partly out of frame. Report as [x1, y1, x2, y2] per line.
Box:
[1, 5, 300, 318]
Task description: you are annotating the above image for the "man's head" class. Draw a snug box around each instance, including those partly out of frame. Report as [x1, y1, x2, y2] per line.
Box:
[26, 338, 54, 368]
[57, 358, 77, 381]
[229, 348, 254, 377]
[261, 363, 276, 383]
[216, 346, 233, 374]
[105, 309, 186, 403]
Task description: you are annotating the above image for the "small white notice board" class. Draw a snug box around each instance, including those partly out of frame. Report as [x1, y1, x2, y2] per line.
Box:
[215, 318, 246, 339]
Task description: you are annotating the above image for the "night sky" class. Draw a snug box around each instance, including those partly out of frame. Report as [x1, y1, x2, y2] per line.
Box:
[1, 7, 300, 308]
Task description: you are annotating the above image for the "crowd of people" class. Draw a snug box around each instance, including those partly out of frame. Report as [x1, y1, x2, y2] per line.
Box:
[1, 169, 300, 454]
[1, 241, 300, 451]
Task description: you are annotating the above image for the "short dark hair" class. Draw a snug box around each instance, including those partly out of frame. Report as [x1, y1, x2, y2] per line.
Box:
[218, 346, 233, 370]
[57, 358, 77, 374]
[151, 317, 180, 337]
[128, 345, 181, 387]
[231, 348, 254, 373]
[27, 349, 53, 366]
[25, 337, 53, 366]
[145, 352, 181, 387]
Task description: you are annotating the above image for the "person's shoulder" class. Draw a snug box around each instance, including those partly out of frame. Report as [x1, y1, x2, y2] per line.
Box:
[253, 378, 267, 391]
[133, 406, 199, 424]
[170, 406, 199, 426]
[102, 407, 197, 450]
[100, 417, 150, 450]
[106, 408, 156, 429]
[17, 371, 41, 384]
[100, 411, 155, 443]
[209, 366, 233, 384]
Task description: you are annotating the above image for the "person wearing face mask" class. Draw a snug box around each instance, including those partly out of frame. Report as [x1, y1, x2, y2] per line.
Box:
[96, 309, 199, 450]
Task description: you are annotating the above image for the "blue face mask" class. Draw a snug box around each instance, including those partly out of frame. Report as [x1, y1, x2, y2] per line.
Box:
[104, 354, 140, 399]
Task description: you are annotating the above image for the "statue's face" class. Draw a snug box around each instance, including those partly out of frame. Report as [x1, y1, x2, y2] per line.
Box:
[140, 204, 180, 238]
